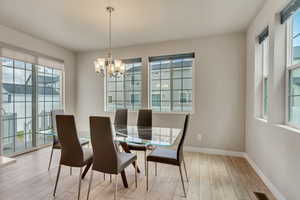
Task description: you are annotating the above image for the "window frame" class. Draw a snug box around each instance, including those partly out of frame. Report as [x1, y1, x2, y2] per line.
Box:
[0, 49, 65, 156]
[285, 15, 300, 129]
[261, 37, 269, 119]
[148, 55, 195, 114]
[37, 65, 65, 146]
[104, 58, 142, 112]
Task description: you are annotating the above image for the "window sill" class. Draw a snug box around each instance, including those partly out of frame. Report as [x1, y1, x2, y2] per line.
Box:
[255, 117, 267, 123]
[275, 124, 300, 134]
[152, 111, 194, 115]
[104, 110, 194, 115]
[255, 117, 300, 134]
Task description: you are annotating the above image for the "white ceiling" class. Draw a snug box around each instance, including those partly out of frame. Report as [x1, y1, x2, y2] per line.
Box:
[0, 0, 265, 52]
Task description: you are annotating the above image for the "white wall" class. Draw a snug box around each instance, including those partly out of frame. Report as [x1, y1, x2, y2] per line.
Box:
[246, 0, 300, 199]
[0, 25, 77, 114]
[76, 32, 246, 151]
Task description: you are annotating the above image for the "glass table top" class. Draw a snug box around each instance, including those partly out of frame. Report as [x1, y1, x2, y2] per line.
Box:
[113, 125, 182, 146]
[41, 125, 182, 147]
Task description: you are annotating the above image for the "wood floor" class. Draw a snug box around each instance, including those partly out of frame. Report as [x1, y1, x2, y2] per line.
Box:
[0, 147, 276, 200]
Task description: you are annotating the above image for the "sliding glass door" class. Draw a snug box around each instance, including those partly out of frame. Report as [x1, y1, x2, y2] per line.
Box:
[1, 57, 63, 156]
[1, 58, 33, 155]
[37, 65, 63, 146]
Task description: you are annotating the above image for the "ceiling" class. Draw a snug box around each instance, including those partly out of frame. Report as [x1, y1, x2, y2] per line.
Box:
[0, 0, 265, 52]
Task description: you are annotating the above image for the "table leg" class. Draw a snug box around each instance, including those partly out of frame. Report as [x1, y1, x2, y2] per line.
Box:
[120, 142, 141, 173]
[81, 162, 92, 179]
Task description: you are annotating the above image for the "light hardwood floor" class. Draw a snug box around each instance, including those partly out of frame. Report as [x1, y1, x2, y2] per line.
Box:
[0, 147, 276, 200]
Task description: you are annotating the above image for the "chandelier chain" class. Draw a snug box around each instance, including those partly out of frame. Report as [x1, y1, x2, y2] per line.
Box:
[94, 6, 124, 77]
[109, 7, 112, 57]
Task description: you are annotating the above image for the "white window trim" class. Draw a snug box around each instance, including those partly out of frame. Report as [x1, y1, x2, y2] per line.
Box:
[285, 16, 300, 129]
[256, 36, 269, 120]
[262, 38, 269, 120]
[0, 56, 65, 155]
[103, 54, 196, 114]
[104, 58, 143, 112]
[148, 57, 195, 114]
[0, 46, 66, 111]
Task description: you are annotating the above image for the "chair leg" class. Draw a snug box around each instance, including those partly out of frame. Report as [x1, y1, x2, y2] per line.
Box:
[87, 170, 94, 200]
[146, 161, 149, 191]
[78, 167, 83, 200]
[135, 160, 138, 188]
[110, 174, 112, 183]
[70, 167, 72, 176]
[179, 165, 187, 198]
[183, 159, 189, 182]
[144, 150, 147, 175]
[103, 173, 106, 180]
[48, 147, 54, 171]
[114, 174, 118, 200]
[155, 163, 157, 176]
[53, 164, 61, 196]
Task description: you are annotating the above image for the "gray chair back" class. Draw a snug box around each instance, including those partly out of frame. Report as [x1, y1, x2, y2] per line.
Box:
[114, 109, 128, 126]
[177, 114, 190, 163]
[56, 115, 84, 167]
[137, 109, 152, 127]
[90, 116, 119, 174]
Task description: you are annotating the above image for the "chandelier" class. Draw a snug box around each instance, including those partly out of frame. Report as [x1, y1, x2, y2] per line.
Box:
[94, 6, 125, 77]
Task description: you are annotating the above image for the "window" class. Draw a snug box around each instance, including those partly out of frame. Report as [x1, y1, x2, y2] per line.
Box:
[286, 10, 300, 127]
[1, 52, 64, 156]
[149, 53, 194, 112]
[37, 65, 63, 146]
[105, 58, 142, 111]
[1, 58, 33, 155]
[257, 29, 269, 118]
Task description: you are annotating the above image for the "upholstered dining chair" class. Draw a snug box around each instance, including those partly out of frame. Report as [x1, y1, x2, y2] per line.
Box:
[127, 109, 152, 173]
[146, 114, 190, 197]
[107, 108, 128, 180]
[137, 109, 152, 127]
[114, 109, 128, 126]
[113, 108, 128, 155]
[87, 116, 137, 200]
[53, 115, 93, 200]
[48, 110, 89, 171]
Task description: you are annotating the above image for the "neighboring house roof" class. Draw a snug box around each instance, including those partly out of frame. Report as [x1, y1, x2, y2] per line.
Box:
[126, 66, 141, 73]
[24, 74, 59, 85]
[38, 75, 60, 84]
[151, 61, 192, 70]
[2, 83, 59, 95]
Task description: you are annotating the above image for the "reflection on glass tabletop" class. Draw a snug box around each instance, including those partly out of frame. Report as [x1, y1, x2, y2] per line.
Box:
[113, 125, 182, 146]
[39, 125, 182, 147]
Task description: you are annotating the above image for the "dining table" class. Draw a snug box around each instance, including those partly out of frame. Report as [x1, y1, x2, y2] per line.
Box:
[45, 125, 182, 188]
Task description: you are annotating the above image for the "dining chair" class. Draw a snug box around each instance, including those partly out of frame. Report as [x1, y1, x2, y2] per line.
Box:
[87, 116, 137, 200]
[146, 114, 190, 197]
[137, 109, 152, 127]
[53, 115, 93, 200]
[48, 109, 89, 171]
[114, 109, 128, 152]
[110, 109, 128, 179]
[127, 109, 152, 173]
[114, 109, 128, 126]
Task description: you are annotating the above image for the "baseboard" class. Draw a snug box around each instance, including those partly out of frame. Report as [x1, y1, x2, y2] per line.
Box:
[244, 154, 286, 200]
[184, 146, 245, 157]
[0, 156, 16, 168]
[184, 146, 286, 200]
